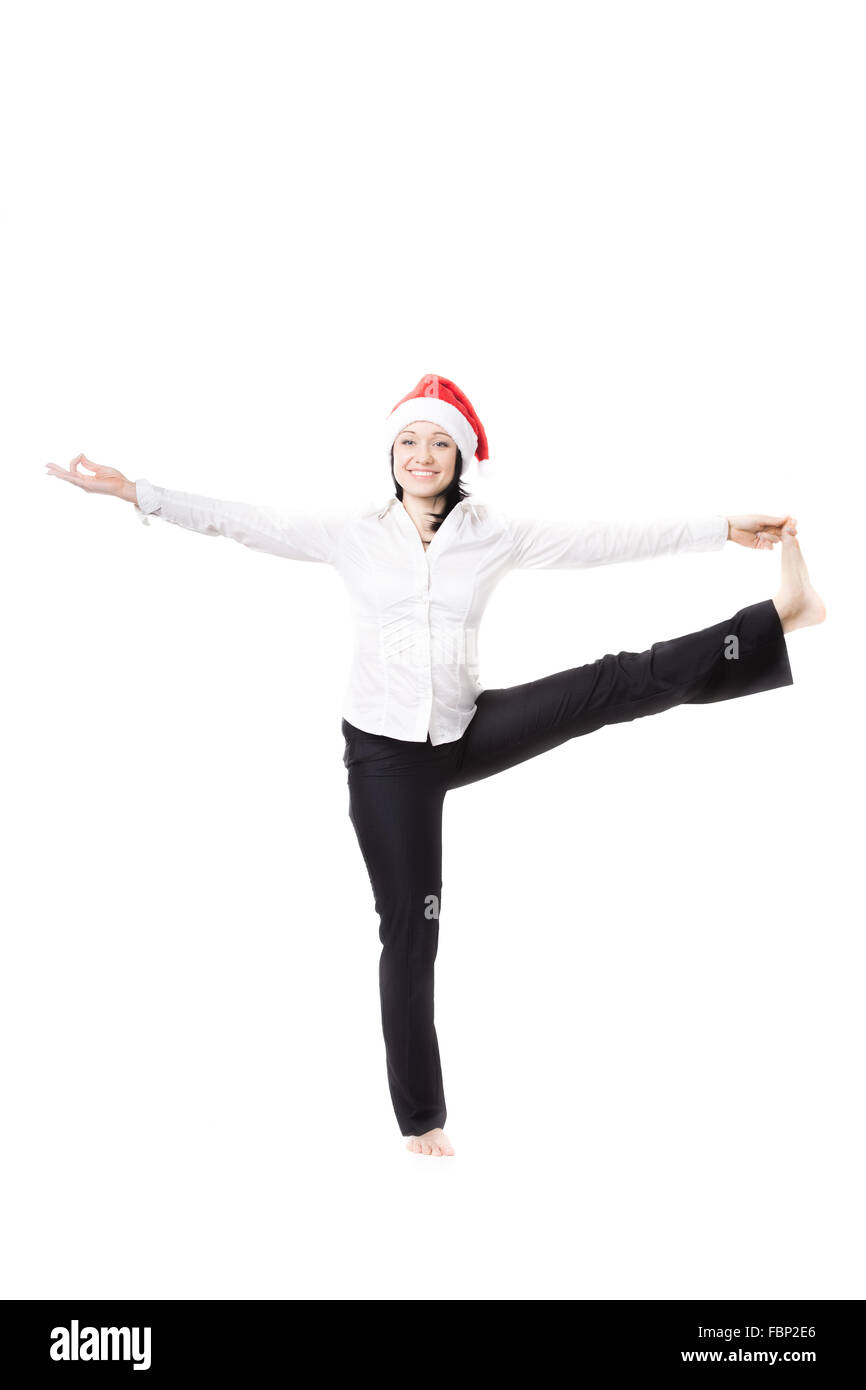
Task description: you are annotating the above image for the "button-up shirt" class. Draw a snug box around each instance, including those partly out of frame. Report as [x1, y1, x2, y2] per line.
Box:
[133, 479, 728, 746]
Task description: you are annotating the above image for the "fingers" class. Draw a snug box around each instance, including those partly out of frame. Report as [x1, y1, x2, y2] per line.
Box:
[44, 455, 104, 489]
[753, 517, 799, 547]
[736, 515, 798, 536]
[71, 454, 99, 475]
[770, 519, 798, 539]
[754, 514, 790, 526]
[45, 461, 88, 487]
[728, 521, 800, 551]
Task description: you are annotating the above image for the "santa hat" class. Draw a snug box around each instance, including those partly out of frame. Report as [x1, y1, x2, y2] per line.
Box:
[386, 374, 491, 478]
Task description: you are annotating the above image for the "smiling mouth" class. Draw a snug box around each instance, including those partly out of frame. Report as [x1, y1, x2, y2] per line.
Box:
[407, 469, 438, 476]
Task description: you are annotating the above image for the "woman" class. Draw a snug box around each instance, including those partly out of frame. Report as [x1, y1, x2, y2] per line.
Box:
[45, 372, 826, 1158]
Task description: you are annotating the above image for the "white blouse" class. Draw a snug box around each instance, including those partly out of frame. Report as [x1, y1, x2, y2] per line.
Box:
[133, 479, 729, 746]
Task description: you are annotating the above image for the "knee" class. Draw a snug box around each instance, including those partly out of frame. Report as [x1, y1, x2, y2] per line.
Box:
[377, 881, 443, 947]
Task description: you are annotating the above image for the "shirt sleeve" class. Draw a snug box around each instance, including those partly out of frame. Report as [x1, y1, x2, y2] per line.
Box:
[132, 478, 350, 564]
[505, 512, 729, 569]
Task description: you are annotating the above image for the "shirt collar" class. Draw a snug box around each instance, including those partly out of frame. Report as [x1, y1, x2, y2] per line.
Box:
[371, 495, 476, 521]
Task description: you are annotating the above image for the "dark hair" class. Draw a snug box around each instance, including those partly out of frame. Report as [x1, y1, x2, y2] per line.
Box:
[390, 446, 472, 535]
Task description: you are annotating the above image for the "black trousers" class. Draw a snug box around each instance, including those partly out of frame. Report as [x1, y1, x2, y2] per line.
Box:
[342, 598, 793, 1137]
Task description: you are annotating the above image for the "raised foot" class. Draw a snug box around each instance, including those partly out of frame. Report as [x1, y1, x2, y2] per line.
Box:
[406, 1127, 456, 1157]
[773, 521, 827, 634]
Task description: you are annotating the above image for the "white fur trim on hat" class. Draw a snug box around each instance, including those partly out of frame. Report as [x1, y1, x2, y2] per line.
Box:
[386, 397, 478, 466]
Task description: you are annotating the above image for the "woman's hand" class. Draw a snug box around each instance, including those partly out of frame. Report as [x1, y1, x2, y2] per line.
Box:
[45, 454, 136, 503]
[726, 514, 797, 550]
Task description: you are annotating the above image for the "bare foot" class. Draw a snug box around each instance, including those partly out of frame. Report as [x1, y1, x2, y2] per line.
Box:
[405, 1127, 456, 1157]
[772, 521, 827, 634]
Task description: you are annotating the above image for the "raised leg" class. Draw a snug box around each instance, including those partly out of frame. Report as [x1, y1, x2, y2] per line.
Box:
[449, 597, 793, 789]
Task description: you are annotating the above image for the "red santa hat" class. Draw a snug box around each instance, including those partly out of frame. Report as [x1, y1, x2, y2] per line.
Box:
[386, 374, 491, 477]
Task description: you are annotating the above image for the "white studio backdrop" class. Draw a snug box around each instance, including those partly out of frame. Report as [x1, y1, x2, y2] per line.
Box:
[2, 0, 863, 1299]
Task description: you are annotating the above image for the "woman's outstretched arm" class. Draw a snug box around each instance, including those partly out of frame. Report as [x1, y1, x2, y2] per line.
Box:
[505, 511, 795, 569]
[130, 478, 352, 564]
[45, 454, 350, 564]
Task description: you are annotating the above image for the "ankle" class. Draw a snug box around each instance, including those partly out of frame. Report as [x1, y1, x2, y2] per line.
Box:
[772, 594, 790, 625]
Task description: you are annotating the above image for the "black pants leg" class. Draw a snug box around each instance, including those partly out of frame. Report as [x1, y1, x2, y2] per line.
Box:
[342, 729, 454, 1136]
[450, 598, 792, 786]
[343, 598, 793, 1135]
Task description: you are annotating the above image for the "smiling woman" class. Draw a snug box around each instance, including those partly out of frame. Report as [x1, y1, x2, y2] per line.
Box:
[387, 374, 487, 548]
[391, 425, 464, 548]
[44, 371, 825, 1162]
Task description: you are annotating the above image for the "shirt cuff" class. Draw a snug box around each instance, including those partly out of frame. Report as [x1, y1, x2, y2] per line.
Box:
[133, 478, 162, 526]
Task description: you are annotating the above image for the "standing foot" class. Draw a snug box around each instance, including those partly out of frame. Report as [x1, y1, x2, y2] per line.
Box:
[772, 520, 827, 634]
[405, 1127, 456, 1157]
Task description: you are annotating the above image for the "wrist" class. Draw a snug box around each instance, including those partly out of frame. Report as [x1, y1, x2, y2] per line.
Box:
[121, 479, 138, 504]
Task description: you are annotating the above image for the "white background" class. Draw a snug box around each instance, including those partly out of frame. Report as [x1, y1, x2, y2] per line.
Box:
[3, 0, 863, 1299]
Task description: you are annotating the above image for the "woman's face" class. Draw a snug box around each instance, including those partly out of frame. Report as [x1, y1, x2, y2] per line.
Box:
[392, 420, 458, 499]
